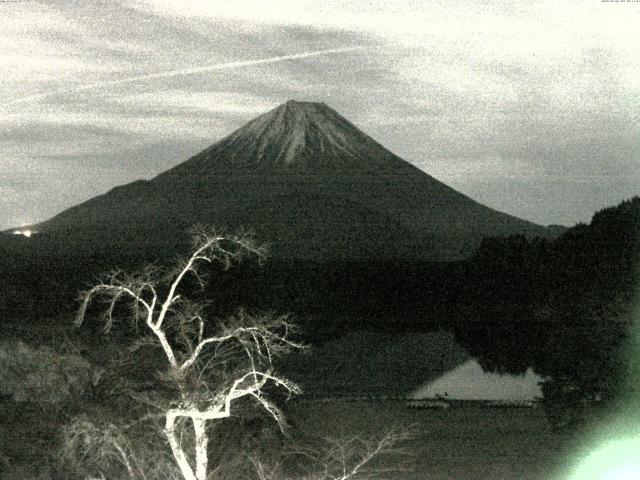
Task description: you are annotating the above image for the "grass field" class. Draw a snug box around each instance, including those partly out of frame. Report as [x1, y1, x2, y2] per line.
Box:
[284, 399, 577, 480]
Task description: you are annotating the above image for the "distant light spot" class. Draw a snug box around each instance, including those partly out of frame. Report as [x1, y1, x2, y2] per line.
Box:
[12, 229, 33, 237]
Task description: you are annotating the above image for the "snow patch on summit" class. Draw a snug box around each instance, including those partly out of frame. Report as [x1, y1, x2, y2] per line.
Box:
[217, 100, 377, 167]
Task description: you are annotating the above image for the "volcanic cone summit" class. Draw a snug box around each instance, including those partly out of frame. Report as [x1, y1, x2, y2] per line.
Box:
[163, 100, 402, 174]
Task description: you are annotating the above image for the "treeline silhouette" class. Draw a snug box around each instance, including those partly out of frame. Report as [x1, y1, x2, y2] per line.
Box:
[456, 197, 639, 420]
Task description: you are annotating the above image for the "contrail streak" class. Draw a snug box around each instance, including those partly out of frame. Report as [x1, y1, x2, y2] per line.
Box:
[6, 46, 368, 107]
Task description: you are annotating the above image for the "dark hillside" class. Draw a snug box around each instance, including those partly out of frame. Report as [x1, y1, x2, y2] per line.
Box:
[454, 197, 640, 425]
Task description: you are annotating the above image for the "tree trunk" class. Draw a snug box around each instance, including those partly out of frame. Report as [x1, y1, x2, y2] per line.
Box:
[165, 414, 197, 480]
[193, 418, 209, 480]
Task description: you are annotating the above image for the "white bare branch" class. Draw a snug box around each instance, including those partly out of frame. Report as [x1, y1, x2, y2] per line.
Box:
[154, 227, 265, 330]
[75, 227, 299, 480]
[245, 427, 416, 480]
[77, 283, 153, 331]
[179, 310, 305, 372]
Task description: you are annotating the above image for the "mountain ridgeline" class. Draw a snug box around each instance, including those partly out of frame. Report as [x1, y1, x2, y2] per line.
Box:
[11, 101, 552, 264]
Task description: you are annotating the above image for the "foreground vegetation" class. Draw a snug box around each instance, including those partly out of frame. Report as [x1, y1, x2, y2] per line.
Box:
[1, 393, 578, 480]
[287, 399, 577, 480]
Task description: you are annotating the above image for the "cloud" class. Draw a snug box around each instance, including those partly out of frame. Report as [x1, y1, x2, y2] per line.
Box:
[4, 46, 371, 107]
[110, 91, 276, 114]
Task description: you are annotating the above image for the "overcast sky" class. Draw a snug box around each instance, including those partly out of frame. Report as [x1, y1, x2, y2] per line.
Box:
[1, 0, 639, 230]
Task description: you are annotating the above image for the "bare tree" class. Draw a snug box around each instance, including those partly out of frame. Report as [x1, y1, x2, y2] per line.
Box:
[75, 227, 304, 480]
[246, 427, 416, 480]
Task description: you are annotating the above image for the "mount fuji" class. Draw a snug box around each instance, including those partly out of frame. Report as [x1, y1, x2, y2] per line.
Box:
[11, 101, 553, 262]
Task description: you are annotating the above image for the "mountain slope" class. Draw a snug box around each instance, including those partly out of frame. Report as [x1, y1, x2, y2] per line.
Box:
[17, 100, 552, 261]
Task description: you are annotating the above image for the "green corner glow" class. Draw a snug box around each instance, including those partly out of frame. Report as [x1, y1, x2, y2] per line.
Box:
[568, 437, 640, 480]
